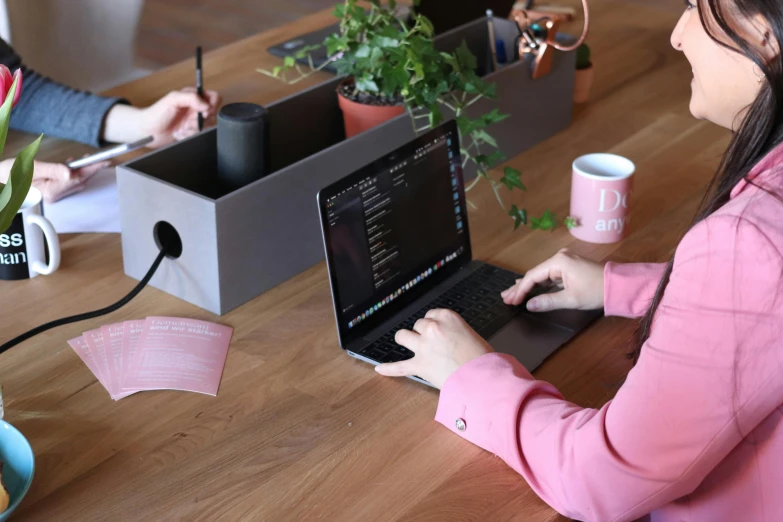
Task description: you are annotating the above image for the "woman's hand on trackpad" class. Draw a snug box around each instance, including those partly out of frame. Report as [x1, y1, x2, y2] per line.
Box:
[501, 248, 605, 312]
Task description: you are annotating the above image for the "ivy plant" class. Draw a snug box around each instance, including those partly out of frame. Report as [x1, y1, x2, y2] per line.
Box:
[260, 0, 575, 231]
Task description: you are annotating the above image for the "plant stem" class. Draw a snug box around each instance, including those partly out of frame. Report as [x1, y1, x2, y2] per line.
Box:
[490, 180, 507, 210]
[465, 94, 484, 108]
[441, 100, 457, 113]
[465, 175, 482, 192]
[406, 105, 422, 135]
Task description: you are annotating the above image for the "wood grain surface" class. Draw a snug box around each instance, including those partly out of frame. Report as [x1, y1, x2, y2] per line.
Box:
[1, 1, 727, 520]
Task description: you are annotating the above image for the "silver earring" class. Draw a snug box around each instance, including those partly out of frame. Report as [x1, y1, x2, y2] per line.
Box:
[753, 64, 766, 84]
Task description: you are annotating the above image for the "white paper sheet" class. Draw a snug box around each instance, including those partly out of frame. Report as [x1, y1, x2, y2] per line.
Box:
[43, 167, 120, 234]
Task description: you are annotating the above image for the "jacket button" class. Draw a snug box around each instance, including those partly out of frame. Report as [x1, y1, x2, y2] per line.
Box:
[456, 418, 466, 431]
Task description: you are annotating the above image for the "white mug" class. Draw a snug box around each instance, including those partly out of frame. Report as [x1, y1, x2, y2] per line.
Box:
[0, 187, 60, 280]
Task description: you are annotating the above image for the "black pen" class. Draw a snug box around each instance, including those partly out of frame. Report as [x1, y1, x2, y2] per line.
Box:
[196, 46, 204, 131]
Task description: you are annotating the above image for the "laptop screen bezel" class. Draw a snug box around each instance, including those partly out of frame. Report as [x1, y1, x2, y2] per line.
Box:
[317, 119, 473, 348]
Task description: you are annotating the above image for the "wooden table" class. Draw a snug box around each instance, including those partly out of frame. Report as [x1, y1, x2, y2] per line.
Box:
[2, 1, 729, 520]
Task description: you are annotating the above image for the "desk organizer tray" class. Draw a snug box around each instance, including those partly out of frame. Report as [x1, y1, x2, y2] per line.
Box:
[117, 17, 575, 315]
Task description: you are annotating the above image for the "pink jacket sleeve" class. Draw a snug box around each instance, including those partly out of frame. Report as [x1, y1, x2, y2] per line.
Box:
[603, 262, 668, 318]
[435, 216, 783, 522]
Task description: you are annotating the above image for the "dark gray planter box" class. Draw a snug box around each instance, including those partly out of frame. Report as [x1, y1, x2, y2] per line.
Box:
[117, 17, 575, 314]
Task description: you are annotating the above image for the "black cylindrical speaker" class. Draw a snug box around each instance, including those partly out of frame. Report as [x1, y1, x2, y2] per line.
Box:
[217, 102, 268, 192]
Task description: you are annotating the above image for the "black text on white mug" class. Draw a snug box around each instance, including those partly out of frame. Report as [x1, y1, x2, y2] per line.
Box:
[0, 187, 60, 280]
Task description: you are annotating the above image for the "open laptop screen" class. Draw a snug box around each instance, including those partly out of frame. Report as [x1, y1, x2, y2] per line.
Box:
[318, 120, 472, 346]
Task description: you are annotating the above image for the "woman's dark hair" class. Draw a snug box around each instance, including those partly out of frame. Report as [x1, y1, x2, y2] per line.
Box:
[631, 0, 783, 362]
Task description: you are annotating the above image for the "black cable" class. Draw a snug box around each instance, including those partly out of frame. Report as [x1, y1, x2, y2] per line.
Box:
[0, 247, 168, 355]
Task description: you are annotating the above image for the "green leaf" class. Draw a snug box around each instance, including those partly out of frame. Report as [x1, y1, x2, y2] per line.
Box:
[272, 66, 282, 77]
[481, 108, 509, 126]
[0, 134, 42, 234]
[355, 44, 371, 58]
[441, 52, 459, 72]
[487, 150, 506, 164]
[531, 210, 557, 231]
[283, 56, 295, 68]
[375, 36, 399, 48]
[564, 216, 579, 230]
[457, 115, 489, 137]
[355, 76, 379, 93]
[349, 5, 366, 21]
[325, 34, 348, 56]
[294, 44, 321, 60]
[455, 41, 477, 72]
[473, 129, 498, 148]
[418, 16, 435, 37]
[474, 150, 505, 167]
[500, 167, 526, 191]
[369, 47, 384, 68]
[0, 78, 19, 160]
[428, 103, 443, 128]
[384, 65, 408, 94]
[508, 205, 527, 231]
[464, 82, 481, 95]
[456, 115, 473, 136]
[0, 181, 9, 215]
[333, 4, 346, 19]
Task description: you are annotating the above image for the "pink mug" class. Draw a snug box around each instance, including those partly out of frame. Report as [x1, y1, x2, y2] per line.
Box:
[569, 153, 635, 244]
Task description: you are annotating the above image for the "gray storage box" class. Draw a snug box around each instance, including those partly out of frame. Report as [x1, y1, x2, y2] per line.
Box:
[117, 17, 575, 315]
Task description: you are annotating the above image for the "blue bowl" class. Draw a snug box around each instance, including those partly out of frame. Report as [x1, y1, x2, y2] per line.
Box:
[0, 422, 34, 521]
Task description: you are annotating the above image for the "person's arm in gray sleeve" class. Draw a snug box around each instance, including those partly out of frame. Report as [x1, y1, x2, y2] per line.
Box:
[0, 38, 129, 147]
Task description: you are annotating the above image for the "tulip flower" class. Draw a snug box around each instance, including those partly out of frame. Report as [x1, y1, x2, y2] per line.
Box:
[0, 65, 22, 108]
[0, 66, 39, 235]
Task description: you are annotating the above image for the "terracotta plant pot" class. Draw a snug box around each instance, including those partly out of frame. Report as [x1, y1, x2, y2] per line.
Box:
[337, 82, 405, 138]
[573, 65, 595, 104]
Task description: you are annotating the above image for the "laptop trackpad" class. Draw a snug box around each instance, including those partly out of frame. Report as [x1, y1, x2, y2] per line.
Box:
[489, 315, 573, 371]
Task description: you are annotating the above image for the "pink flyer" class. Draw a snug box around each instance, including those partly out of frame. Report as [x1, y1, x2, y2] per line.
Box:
[83, 328, 111, 393]
[101, 323, 125, 397]
[122, 317, 233, 396]
[118, 320, 146, 399]
[67, 336, 101, 382]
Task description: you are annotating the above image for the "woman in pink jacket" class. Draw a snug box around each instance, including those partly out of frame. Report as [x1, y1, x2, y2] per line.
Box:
[376, 1, 783, 520]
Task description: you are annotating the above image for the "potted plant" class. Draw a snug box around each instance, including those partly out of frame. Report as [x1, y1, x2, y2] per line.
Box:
[573, 42, 593, 104]
[261, 0, 574, 231]
[0, 68, 40, 235]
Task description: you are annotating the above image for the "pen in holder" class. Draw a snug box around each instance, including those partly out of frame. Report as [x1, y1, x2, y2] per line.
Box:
[514, 0, 590, 79]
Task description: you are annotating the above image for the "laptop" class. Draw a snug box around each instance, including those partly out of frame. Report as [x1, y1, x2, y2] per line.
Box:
[268, 0, 517, 73]
[317, 120, 601, 387]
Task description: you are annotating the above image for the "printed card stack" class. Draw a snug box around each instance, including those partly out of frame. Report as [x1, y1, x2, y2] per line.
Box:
[68, 316, 233, 400]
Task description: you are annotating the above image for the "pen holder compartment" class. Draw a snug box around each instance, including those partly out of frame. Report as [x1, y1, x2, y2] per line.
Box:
[117, 17, 575, 315]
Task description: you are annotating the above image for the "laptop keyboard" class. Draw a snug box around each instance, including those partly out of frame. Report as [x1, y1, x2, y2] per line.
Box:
[357, 264, 521, 364]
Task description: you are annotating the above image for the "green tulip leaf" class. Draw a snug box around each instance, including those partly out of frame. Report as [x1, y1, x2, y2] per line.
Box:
[0, 134, 42, 234]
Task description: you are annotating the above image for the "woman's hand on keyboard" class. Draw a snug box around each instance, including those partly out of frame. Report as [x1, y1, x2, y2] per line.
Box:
[501, 248, 605, 312]
[374, 309, 493, 389]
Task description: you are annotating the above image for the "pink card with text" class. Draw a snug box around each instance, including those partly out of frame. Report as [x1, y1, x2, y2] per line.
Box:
[101, 323, 125, 398]
[83, 328, 111, 392]
[117, 320, 146, 399]
[67, 336, 101, 381]
[122, 317, 233, 395]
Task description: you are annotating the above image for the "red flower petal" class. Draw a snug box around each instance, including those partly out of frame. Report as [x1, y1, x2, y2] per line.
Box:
[11, 69, 22, 107]
[0, 65, 10, 105]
